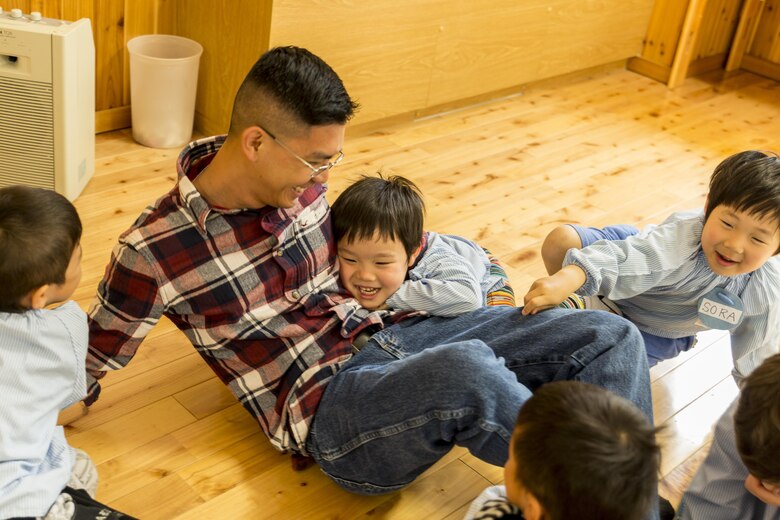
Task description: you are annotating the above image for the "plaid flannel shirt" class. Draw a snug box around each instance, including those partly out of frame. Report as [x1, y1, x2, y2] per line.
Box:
[86, 135, 387, 453]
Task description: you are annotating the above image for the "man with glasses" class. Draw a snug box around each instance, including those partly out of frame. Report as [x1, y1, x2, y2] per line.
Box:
[84, 47, 655, 507]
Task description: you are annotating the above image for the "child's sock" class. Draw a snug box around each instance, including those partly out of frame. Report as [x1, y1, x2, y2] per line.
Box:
[559, 294, 587, 310]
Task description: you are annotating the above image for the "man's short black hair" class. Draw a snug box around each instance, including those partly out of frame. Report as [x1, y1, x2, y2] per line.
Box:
[229, 46, 359, 135]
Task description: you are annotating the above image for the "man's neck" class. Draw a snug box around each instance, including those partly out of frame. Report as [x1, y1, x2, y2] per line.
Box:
[192, 143, 260, 209]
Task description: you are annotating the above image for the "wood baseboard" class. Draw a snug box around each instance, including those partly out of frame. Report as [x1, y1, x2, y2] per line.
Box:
[741, 54, 780, 82]
[689, 53, 727, 77]
[349, 60, 628, 137]
[627, 56, 671, 83]
[96, 106, 131, 134]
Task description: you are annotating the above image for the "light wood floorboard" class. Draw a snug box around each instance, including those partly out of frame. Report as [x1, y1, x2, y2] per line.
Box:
[64, 67, 780, 518]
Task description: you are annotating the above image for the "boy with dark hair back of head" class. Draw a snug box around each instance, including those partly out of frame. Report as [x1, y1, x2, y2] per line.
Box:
[525, 150, 780, 382]
[331, 174, 514, 315]
[678, 353, 780, 518]
[0, 186, 133, 519]
[0, 186, 82, 312]
[465, 381, 662, 520]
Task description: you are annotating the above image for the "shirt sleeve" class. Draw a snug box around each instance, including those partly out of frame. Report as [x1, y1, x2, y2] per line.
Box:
[386, 244, 483, 317]
[53, 301, 89, 406]
[464, 486, 523, 520]
[729, 268, 780, 383]
[677, 401, 777, 519]
[564, 215, 701, 299]
[86, 241, 165, 402]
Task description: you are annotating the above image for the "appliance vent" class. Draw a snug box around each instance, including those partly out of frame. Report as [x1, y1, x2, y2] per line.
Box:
[0, 75, 55, 189]
[0, 11, 94, 200]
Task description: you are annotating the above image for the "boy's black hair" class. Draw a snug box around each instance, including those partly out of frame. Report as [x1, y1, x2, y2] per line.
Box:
[0, 186, 82, 312]
[511, 381, 661, 520]
[331, 174, 424, 258]
[706, 150, 780, 230]
[229, 46, 359, 135]
[735, 353, 780, 482]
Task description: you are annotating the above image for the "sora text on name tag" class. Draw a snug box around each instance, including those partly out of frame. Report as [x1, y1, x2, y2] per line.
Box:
[699, 297, 743, 327]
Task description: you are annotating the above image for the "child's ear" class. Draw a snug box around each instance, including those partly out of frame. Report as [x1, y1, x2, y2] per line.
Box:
[407, 242, 423, 267]
[521, 493, 545, 520]
[24, 285, 50, 309]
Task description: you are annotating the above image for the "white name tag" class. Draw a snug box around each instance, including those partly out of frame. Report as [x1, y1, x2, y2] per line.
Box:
[698, 297, 743, 326]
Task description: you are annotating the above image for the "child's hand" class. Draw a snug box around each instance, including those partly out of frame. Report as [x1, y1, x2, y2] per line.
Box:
[522, 265, 586, 315]
[745, 474, 780, 506]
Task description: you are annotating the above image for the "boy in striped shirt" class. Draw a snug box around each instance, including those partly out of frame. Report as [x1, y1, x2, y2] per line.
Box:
[331, 174, 514, 316]
[522, 150, 780, 381]
[677, 353, 780, 518]
[0, 186, 132, 519]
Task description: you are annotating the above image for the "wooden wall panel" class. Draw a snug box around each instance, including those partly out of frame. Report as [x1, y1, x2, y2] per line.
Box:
[270, 0, 655, 128]
[269, 0, 441, 128]
[629, 0, 780, 86]
[638, 0, 742, 68]
[176, 0, 272, 137]
[27, 0, 65, 18]
[427, 0, 654, 107]
[749, 0, 780, 61]
[693, 0, 742, 59]
[638, 0, 689, 68]
[93, 0, 125, 111]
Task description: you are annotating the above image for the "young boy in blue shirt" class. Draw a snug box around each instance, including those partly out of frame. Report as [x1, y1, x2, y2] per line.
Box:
[677, 353, 780, 519]
[464, 381, 663, 520]
[523, 150, 780, 381]
[0, 186, 133, 519]
[331, 174, 514, 316]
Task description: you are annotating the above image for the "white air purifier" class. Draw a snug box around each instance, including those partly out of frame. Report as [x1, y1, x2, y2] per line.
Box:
[0, 8, 94, 201]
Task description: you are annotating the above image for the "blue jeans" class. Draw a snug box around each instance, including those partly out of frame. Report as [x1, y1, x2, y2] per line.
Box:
[642, 330, 697, 367]
[306, 306, 651, 494]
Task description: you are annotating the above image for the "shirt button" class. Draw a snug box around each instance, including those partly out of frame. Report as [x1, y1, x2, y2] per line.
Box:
[275, 250, 283, 257]
[291, 291, 300, 299]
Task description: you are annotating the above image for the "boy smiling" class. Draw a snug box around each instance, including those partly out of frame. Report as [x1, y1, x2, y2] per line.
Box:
[331, 174, 514, 315]
[523, 150, 780, 380]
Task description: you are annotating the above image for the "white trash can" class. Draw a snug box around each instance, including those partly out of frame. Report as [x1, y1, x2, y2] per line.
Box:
[127, 35, 203, 149]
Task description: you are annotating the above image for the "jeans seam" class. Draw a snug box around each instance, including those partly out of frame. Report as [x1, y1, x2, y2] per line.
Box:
[370, 329, 405, 359]
[317, 407, 510, 461]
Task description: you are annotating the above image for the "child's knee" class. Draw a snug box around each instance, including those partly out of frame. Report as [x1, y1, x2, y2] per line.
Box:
[542, 225, 582, 274]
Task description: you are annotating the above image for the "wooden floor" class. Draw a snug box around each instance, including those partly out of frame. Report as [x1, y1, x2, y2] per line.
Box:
[65, 66, 780, 519]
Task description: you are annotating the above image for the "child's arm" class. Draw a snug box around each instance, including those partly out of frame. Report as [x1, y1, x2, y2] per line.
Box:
[386, 256, 484, 317]
[523, 216, 699, 315]
[522, 265, 586, 315]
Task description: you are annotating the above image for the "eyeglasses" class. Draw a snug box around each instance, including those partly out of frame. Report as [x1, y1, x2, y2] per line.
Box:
[259, 125, 344, 179]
